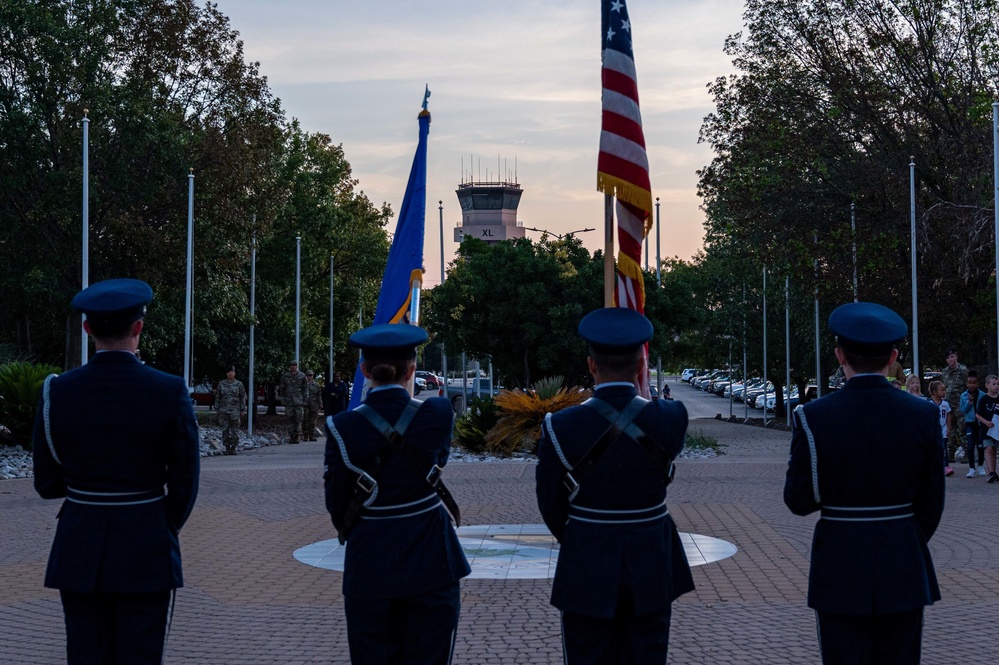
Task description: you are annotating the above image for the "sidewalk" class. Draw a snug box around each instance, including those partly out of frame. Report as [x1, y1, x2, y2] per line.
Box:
[2, 399, 997, 663]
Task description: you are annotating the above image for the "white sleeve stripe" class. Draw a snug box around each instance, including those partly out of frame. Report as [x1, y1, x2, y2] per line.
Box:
[795, 404, 820, 504]
[43, 374, 61, 466]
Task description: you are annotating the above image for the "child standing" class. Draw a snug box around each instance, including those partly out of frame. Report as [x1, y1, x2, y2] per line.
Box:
[960, 370, 985, 477]
[929, 380, 954, 476]
[975, 374, 999, 483]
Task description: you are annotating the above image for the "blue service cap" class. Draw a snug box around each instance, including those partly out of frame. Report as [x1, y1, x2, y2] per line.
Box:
[828, 302, 907, 351]
[578, 307, 653, 353]
[349, 323, 428, 355]
[71, 278, 152, 321]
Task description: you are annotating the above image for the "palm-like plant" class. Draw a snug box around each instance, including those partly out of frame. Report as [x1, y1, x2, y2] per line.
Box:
[0, 362, 61, 449]
[485, 376, 590, 456]
[452, 395, 500, 454]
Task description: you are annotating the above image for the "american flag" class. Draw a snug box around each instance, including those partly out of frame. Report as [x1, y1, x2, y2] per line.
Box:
[597, 0, 653, 394]
[597, 0, 652, 313]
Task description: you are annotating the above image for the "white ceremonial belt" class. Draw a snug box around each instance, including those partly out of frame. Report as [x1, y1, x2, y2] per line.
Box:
[65, 486, 164, 506]
[361, 494, 442, 520]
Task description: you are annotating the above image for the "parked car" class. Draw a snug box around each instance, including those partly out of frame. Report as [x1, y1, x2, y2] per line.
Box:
[681, 368, 699, 382]
[415, 370, 441, 389]
[414, 377, 427, 394]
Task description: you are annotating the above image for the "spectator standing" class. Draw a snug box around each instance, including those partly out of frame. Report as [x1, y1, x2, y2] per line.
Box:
[941, 349, 968, 469]
[928, 380, 954, 476]
[905, 374, 923, 397]
[32, 279, 200, 664]
[322, 371, 350, 416]
[279, 360, 308, 444]
[303, 370, 322, 441]
[975, 374, 999, 483]
[214, 367, 247, 455]
[785, 302, 943, 664]
[960, 371, 985, 478]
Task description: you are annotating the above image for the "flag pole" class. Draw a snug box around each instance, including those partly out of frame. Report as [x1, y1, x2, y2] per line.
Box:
[295, 234, 301, 363]
[248, 223, 256, 436]
[993, 103, 999, 364]
[604, 195, 614, 307]
[439, 200, 448, 392]
[910, 157, 919, 377]
[81, 110, 90, 366]
[184, 170, 194, 387]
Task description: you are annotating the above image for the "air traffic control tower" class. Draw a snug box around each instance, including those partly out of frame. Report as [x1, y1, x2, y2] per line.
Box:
[453, 180, 526, 245]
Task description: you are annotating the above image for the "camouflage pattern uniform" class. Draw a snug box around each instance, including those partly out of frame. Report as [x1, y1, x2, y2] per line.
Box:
[280, 365, 308, 443]
[303, 373, 323, 441]
[214, 375, 247, 455]
[942, 361, 968, 462]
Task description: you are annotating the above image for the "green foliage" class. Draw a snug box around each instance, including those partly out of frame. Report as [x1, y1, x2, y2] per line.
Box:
[0, 362, 62, 449]
[424, 236, 601, 388]
[0, 1, 391, 388]
[452, 395, 500, 454]
[684, 429, 722, 453]
[697, 0, 999, 371]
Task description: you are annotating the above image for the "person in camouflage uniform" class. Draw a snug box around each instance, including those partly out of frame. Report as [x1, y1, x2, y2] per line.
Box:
[280, 360, 308, 444]
[303, 370, 323, 441]
[941, 348, 969, 470]
[214, 367, 247, 455]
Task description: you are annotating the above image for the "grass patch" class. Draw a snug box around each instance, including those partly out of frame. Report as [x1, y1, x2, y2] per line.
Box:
[684, 429, 723, 452]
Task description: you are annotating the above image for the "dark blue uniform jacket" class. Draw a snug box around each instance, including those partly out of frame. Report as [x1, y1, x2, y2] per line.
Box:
[324, 387, 470, 600]
[536, 384, 694, 619]
[32, 351, 200, 593]
[784, 374, 944, 615]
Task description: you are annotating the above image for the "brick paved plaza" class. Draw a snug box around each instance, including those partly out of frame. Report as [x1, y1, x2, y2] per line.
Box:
[3, 381, 998, 663]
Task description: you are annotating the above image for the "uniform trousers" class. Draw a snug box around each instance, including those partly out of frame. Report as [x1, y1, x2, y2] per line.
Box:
[286, 405, 304, 442]
[60, 589, 171, 665]
[816, 608, 923, 665]
[560, 600, 672, 665]
[344, 581, 460, 665]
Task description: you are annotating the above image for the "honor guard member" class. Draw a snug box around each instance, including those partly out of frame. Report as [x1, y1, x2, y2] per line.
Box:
[536, 308, 694, 665]
[324, 323, 470, 665]
[32, 278, 200, 664]
[784, 302, 944, 665]
[214, 366, 247, 454]
[304, 369, 322, 441]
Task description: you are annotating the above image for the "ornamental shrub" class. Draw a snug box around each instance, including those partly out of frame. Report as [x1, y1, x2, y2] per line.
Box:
[0, 361, 61, 450]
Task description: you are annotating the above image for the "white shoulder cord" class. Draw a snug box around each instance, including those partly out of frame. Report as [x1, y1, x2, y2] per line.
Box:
[794, 404, 820, 504]
[43, 373, 62, 466]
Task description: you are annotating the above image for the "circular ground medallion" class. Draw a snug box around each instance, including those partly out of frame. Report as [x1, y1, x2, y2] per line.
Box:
[294, 524, 737, 580]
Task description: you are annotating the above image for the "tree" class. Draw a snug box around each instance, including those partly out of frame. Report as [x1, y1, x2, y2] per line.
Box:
[424, 236, 602, 388]
[698, 0, 999, 372]
[0, 0, 287, 370]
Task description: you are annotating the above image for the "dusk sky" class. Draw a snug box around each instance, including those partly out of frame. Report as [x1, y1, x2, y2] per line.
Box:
[211, 0, 747, 286]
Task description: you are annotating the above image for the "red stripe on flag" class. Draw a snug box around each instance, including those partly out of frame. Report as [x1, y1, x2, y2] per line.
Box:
[602, 68, 640, 102]
[597, 153, 651, 191]
[601, 110, 646, 148]
[619, 230, 642, 259]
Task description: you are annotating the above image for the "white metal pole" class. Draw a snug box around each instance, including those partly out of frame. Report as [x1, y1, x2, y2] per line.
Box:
[743, 282, 748, 421]
[763, 267, 768, 426]
[81, 111, 90, 366]
[295, 234, 301, 363]
[851, 203, 858, 302]
[440, 201, 447, 392]
[655, 197, 662, 395]
[329, 254, 334, 381]
[993, 103, 999, 366]
[184, 170, 194, 387]
[655, 197, 662, 286]
[248, 227, 256, 435]
[814, 230, 821, 398]
[336, 252, 340, 382]
[786, 276, 792, 427]
[910, 158, 919, 377]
